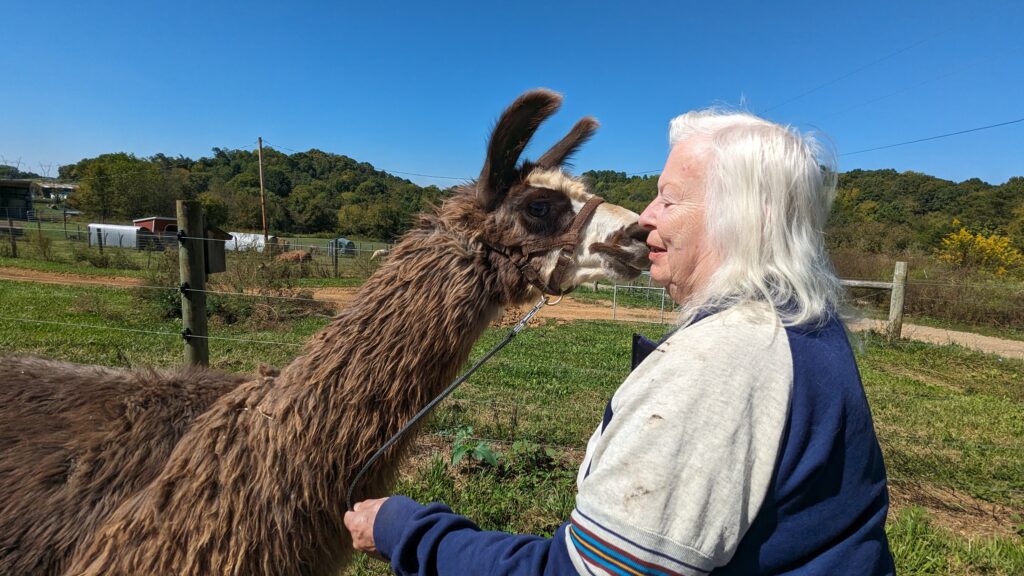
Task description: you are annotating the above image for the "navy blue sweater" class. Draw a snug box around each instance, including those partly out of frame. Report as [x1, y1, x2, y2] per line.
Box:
[373, 312, 894, 575]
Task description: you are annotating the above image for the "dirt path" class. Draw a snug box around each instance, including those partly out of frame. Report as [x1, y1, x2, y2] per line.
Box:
[0, 267, 145, 288]
[845, 318, 1024, 361]
[3, 266, 1022, 359]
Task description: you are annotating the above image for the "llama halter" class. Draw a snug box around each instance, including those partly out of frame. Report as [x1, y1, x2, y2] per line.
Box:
[483, 195, 606, 297]
[346, 296, 551, 511]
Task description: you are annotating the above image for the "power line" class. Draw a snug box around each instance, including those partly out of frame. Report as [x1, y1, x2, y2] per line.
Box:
[812, 54, 998, 123]
[383, 170, 468, 182]
[261, 139, 470, 182]
[760, 16, 973, 114]
[840, 116, 1024, 157]
[259, 139, 299, 153]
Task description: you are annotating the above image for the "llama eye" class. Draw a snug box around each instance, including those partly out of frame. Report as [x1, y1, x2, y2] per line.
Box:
[527, 201, 550, 218]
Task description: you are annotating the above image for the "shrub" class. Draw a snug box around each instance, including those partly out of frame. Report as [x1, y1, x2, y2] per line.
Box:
[831, 248, 1024, 329]
[70, 244, 140, 270]
[937, 222, 1022, 277]
[135, 248, 331, 328]
[26, 233, 58, 262]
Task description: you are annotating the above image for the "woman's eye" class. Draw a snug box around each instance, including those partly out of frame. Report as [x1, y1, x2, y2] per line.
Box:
[527, 201, 550, 218]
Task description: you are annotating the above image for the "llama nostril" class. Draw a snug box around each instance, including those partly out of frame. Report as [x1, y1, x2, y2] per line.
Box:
[627, 223, 650, 243]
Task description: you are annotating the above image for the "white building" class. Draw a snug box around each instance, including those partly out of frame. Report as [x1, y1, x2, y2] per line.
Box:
[225, 232, 278, 252]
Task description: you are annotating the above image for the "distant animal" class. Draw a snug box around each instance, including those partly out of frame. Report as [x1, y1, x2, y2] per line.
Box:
[0, 89, 650, 575]
[370, 248, 390, 261]
[276, 249, 313, 263]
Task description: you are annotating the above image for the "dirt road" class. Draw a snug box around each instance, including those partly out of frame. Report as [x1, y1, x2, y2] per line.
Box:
[2, 267, 1022, 359]
[0, 267, 145, 288]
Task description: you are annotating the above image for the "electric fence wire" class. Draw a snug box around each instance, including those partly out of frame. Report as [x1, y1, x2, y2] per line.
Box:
[4, 234, 1021, 296]
[1, 314, 1020, 460]
[0, 315, 305, 347]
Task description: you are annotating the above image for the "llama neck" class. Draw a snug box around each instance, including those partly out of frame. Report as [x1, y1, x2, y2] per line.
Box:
[268, 229, 520, 497]
[287, 240, 502, 399]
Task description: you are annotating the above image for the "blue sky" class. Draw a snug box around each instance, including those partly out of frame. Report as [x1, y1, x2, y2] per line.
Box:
[3, 1, 1021, 187]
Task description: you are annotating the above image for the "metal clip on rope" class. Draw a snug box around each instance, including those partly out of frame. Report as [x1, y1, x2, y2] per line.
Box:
[345, 296, 549, 511]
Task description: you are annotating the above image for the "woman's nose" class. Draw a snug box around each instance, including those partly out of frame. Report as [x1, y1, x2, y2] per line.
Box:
[638, 202, 657, 230]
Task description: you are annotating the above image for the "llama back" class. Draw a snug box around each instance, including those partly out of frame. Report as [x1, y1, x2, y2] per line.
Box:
[0, 356, 246, 575]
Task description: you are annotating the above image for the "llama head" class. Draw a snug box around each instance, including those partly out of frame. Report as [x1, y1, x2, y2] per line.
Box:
[467, 89, 649, 298]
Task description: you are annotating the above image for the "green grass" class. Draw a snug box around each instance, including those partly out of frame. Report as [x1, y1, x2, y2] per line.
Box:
[887, 507, 1024, 575]
[0, 253, 152, 278]
[569, 282, 675, 310]
[0, 280, 1020, 573]
[0, 280, 323, 370]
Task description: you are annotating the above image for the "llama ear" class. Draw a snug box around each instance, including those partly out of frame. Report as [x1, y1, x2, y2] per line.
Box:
[478, 89, 562, 210]
[536, 117, 599, 169]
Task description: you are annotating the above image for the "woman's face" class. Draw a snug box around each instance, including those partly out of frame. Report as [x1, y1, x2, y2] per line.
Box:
[639, 139, 720, 303]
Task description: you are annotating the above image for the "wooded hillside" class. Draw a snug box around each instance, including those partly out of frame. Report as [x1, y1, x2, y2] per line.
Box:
[16, 151, 1020, 251]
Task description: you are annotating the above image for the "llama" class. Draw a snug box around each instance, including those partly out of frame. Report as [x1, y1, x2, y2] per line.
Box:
[0, 89, 650, 575]
[277, 249, 313, 263]
[370, 248, 389, 260]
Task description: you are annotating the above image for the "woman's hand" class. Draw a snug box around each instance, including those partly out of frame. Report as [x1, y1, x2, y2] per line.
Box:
[344, 497, 389, 558]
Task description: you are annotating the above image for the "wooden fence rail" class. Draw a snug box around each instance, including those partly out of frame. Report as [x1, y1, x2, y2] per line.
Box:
[840, 261, 907, 341]
[612, 261, 909, 341]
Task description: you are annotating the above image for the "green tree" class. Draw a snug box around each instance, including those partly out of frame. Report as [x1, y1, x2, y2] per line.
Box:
[198, 192, 230, 228]
[288, 182, 337, 233]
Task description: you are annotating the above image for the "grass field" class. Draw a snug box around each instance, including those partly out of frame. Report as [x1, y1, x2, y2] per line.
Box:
[0, 279, 1022, 574]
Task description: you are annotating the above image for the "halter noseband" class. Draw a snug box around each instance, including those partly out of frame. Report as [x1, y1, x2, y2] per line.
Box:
[483, 195, 605, 297]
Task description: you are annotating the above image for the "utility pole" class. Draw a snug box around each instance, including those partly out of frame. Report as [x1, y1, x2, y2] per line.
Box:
[257, 136, 268, 244]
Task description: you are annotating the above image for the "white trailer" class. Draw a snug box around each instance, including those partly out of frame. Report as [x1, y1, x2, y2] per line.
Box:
[225, 232, 278, 253]
[87, 224, 140, 249]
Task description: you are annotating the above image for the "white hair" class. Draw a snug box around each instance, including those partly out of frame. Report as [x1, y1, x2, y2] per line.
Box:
[668, 109, 842, 327]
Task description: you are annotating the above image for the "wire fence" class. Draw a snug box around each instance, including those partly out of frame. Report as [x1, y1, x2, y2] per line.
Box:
[4, 223, 1024, 336]
[0, 221, 392, 282]
[0, 270, 1021, 502]
[0, 305, 1017, 420]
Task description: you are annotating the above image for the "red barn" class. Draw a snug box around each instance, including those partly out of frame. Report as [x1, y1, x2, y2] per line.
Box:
[133, 216, 178, 234]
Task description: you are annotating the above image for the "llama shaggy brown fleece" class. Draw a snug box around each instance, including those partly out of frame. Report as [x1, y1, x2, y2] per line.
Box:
[0, 360, 249, 574]
[0, 90, 649, 575]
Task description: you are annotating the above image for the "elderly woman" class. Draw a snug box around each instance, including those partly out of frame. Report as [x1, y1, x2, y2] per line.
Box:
[346, 110, 895, 575]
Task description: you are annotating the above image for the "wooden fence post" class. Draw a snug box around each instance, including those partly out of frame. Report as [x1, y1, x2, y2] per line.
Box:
[177, 200, 209, 366]
[6, 217, 16, 258]
[886, 261, 908, 341]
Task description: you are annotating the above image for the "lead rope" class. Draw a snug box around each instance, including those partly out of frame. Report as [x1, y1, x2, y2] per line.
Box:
[345, 296, 552, 511]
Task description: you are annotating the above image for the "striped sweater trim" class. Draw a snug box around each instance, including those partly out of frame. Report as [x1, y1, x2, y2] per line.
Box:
[569, 522, 678, 575]
[577, 506, 712, 569]
[569, 511, 710, 575]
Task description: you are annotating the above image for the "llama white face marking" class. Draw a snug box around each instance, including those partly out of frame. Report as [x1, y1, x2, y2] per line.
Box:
[524, 169, 649, 291]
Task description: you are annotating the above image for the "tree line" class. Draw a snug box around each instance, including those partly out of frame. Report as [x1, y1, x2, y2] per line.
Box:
[45, 151, 1024, 251]
[57, 148, 446, 241]
[581, 169, 1024, 253]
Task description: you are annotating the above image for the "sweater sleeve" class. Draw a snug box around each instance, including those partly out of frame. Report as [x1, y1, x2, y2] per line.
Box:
[568, 306, 794, 574]
[374, 495, 582, 576]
